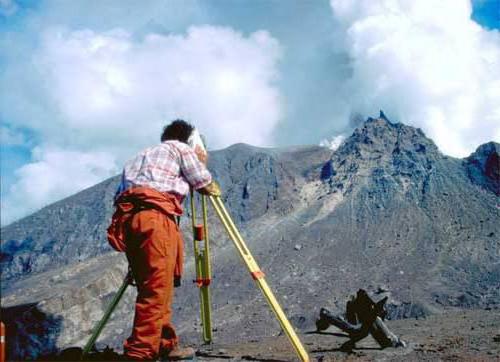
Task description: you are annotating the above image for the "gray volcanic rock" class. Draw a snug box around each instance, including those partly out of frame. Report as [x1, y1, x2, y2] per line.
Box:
[207, 143, 327, 222]
[0, 176, 119, 282]
[1, 115, 499, 360]
[465, 141, 500, 195]
[1, 254, 131, 360]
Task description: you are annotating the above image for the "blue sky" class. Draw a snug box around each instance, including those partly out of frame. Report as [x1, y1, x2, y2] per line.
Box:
[1, 0, 499, 225]
[472, 0, 500, 29]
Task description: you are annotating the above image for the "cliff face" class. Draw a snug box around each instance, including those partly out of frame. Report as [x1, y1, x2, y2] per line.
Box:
[1, 115, 499, 360]
[465, 141, 500, 195]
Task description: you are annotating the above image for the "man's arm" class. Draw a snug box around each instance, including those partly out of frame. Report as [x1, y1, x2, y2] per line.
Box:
[179, 144, 216, 191]
[179, 144, 221, 196]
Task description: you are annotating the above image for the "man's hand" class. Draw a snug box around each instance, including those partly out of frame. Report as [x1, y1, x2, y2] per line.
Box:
[194, 145, 208, 165]
[198, 181, 221, 197]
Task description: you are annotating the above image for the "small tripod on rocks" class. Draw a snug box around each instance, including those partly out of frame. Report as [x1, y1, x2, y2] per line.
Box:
[316, 289, 406, 352]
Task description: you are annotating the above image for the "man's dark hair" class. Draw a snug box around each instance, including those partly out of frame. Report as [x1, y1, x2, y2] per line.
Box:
[161, 119, 194, 143]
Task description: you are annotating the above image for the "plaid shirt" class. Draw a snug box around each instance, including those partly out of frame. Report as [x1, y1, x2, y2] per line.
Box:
[117, 140, 212, 199]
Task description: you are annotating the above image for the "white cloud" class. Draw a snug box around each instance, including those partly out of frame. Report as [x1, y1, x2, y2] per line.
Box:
[319, 134, 346, 151]
[0, 25, 282, 224]
[2, 26, 282, 151]
[1, 147, 118, 225]
[329, 0, 500, 157]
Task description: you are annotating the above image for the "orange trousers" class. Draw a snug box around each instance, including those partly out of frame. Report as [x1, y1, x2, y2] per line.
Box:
[124, 208, 181, 360]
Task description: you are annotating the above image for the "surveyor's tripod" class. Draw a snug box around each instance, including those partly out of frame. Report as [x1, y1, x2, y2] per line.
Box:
[82, 194, 310, 362]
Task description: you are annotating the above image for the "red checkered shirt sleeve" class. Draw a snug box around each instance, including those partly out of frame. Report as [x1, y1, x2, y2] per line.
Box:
[177, 143, 212, 190]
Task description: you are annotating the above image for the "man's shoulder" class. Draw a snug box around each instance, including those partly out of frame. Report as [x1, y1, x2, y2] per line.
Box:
[124, 144, 163, 166]
[142, 142, 182, 154]
[126, 142, 191, 163]
[162, 140, 192, 153]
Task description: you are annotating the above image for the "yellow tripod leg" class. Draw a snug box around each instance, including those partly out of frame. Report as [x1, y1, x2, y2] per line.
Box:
[190, 191, 213, 343]
[200, 195, 213, 343]
[208, 196, 310, 362]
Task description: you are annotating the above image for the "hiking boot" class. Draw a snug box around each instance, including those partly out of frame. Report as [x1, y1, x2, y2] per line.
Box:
[161, 346, 196, 360]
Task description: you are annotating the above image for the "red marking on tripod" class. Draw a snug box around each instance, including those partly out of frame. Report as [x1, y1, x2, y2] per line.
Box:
[194, 278, 211, 287]
[251, 270, 265, 280]
[194, 225, 204, 241]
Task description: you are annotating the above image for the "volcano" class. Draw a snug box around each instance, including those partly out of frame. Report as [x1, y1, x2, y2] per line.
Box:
[1, 113, 499, 360]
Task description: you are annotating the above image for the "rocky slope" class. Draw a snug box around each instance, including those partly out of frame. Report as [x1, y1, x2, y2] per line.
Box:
[1, 114, 499, 360]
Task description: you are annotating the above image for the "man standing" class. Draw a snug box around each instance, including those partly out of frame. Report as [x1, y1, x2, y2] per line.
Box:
[108, 120, 220, 361]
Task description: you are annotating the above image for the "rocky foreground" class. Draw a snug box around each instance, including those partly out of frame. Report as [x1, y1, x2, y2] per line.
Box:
[39, 309, 500, 361]
[195, 309, 500, 361]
